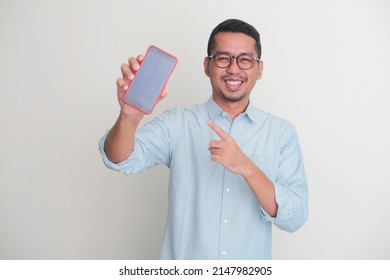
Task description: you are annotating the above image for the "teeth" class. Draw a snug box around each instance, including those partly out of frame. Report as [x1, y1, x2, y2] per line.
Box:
[226, 81, 242, 86]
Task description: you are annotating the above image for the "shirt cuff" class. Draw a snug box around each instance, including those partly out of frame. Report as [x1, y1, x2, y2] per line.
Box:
[98, 131, 134, 174]
[271, 183, 308, 232]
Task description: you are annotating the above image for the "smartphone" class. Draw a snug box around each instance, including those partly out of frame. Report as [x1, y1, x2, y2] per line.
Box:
[122, 45, 178, 114]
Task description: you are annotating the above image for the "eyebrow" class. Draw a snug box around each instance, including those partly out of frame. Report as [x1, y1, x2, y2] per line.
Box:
[214, 51, 256, 56]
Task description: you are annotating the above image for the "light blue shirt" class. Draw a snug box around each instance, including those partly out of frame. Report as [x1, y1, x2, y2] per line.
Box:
[99, 98, 308, 259]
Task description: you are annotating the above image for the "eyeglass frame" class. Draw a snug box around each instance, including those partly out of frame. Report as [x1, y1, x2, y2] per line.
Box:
[207, 52, 261, 70]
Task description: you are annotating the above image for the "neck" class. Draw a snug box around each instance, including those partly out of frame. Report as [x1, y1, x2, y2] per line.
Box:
[213, 96, 249, 120]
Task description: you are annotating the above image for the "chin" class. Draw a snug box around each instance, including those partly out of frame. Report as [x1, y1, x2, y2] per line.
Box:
[221, 91, 247, 102]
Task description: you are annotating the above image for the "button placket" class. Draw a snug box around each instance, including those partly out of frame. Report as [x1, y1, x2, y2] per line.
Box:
[218, 115, 234, 260]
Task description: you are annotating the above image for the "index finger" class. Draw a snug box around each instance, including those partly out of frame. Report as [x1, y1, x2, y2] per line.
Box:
[121, 63, 134, 82]
[128, 55, 144, 71]
[207, 120, 230, 140]
[122, 55, 145, 82]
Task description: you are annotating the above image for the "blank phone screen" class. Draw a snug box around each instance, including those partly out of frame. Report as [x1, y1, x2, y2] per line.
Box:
[123, 46, 177, 114]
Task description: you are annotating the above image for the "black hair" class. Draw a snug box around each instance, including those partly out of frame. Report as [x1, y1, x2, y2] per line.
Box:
[207, 19, 262, 58]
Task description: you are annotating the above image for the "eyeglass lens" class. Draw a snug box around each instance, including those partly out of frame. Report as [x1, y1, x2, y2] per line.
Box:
[213, 53, 256, 70]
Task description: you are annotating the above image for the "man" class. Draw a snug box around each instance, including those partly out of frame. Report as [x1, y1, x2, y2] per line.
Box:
[99, 19, 308, 259]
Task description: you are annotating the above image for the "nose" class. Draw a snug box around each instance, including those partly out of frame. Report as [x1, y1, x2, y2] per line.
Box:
[226, 56, 241, 74]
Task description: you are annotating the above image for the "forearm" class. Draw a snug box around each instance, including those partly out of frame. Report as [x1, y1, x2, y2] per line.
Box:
[104, 111, 143, 163]
[242, 159, 278, 217]
[207, 120, 278, 216]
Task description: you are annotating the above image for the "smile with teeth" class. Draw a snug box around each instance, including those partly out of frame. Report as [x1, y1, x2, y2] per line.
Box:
[226, 80, 243, 86]
[224, 78, 244, 91]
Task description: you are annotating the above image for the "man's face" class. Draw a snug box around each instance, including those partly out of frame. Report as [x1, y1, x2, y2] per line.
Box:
[204, 32, 263, 105]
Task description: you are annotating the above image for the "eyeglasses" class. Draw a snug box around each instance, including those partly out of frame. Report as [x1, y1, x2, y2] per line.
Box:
[208, 52, 260, 70]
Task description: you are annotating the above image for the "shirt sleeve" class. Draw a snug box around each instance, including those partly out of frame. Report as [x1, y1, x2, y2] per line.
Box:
[98, 109, 182, 175]
[98, 131, 136, 174]
[261, 123, 309, 232]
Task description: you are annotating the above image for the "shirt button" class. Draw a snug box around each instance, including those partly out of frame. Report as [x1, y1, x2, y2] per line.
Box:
[226, 188, 231, 192]
[224, 219, 228, 224]
[221, 251, 227, 256]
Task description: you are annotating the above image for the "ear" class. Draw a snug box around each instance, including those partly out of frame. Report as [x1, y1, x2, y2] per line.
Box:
[257, 60, 264, 80]
[204, 57, 210, 77]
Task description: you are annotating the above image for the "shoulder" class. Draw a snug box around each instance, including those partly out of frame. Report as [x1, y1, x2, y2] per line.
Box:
[153, 102, 208, 125]
[143, 102, 208, 136]
[250, 104, 295, 132]
[248, 104, 300, 150]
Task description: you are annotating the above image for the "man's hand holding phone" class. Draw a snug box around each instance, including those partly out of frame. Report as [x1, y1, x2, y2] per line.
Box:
[104, 47, 176, 163]
[116, 55, 169, 118]
[116, 56, 160, 117]
[120, 46, 177, 115]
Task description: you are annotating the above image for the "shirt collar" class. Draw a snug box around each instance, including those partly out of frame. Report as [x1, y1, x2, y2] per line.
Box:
[205, 97, 222, 121]
[205, 97, 258, 123]
[244, 101, 258, 123]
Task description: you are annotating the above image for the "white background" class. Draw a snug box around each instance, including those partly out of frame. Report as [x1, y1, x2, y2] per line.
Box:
[1, 0, 389, 259]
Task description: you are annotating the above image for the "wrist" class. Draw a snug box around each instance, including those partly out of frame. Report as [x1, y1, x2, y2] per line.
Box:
[119, 108, 144, 125]
[241, 161, 256, 179]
